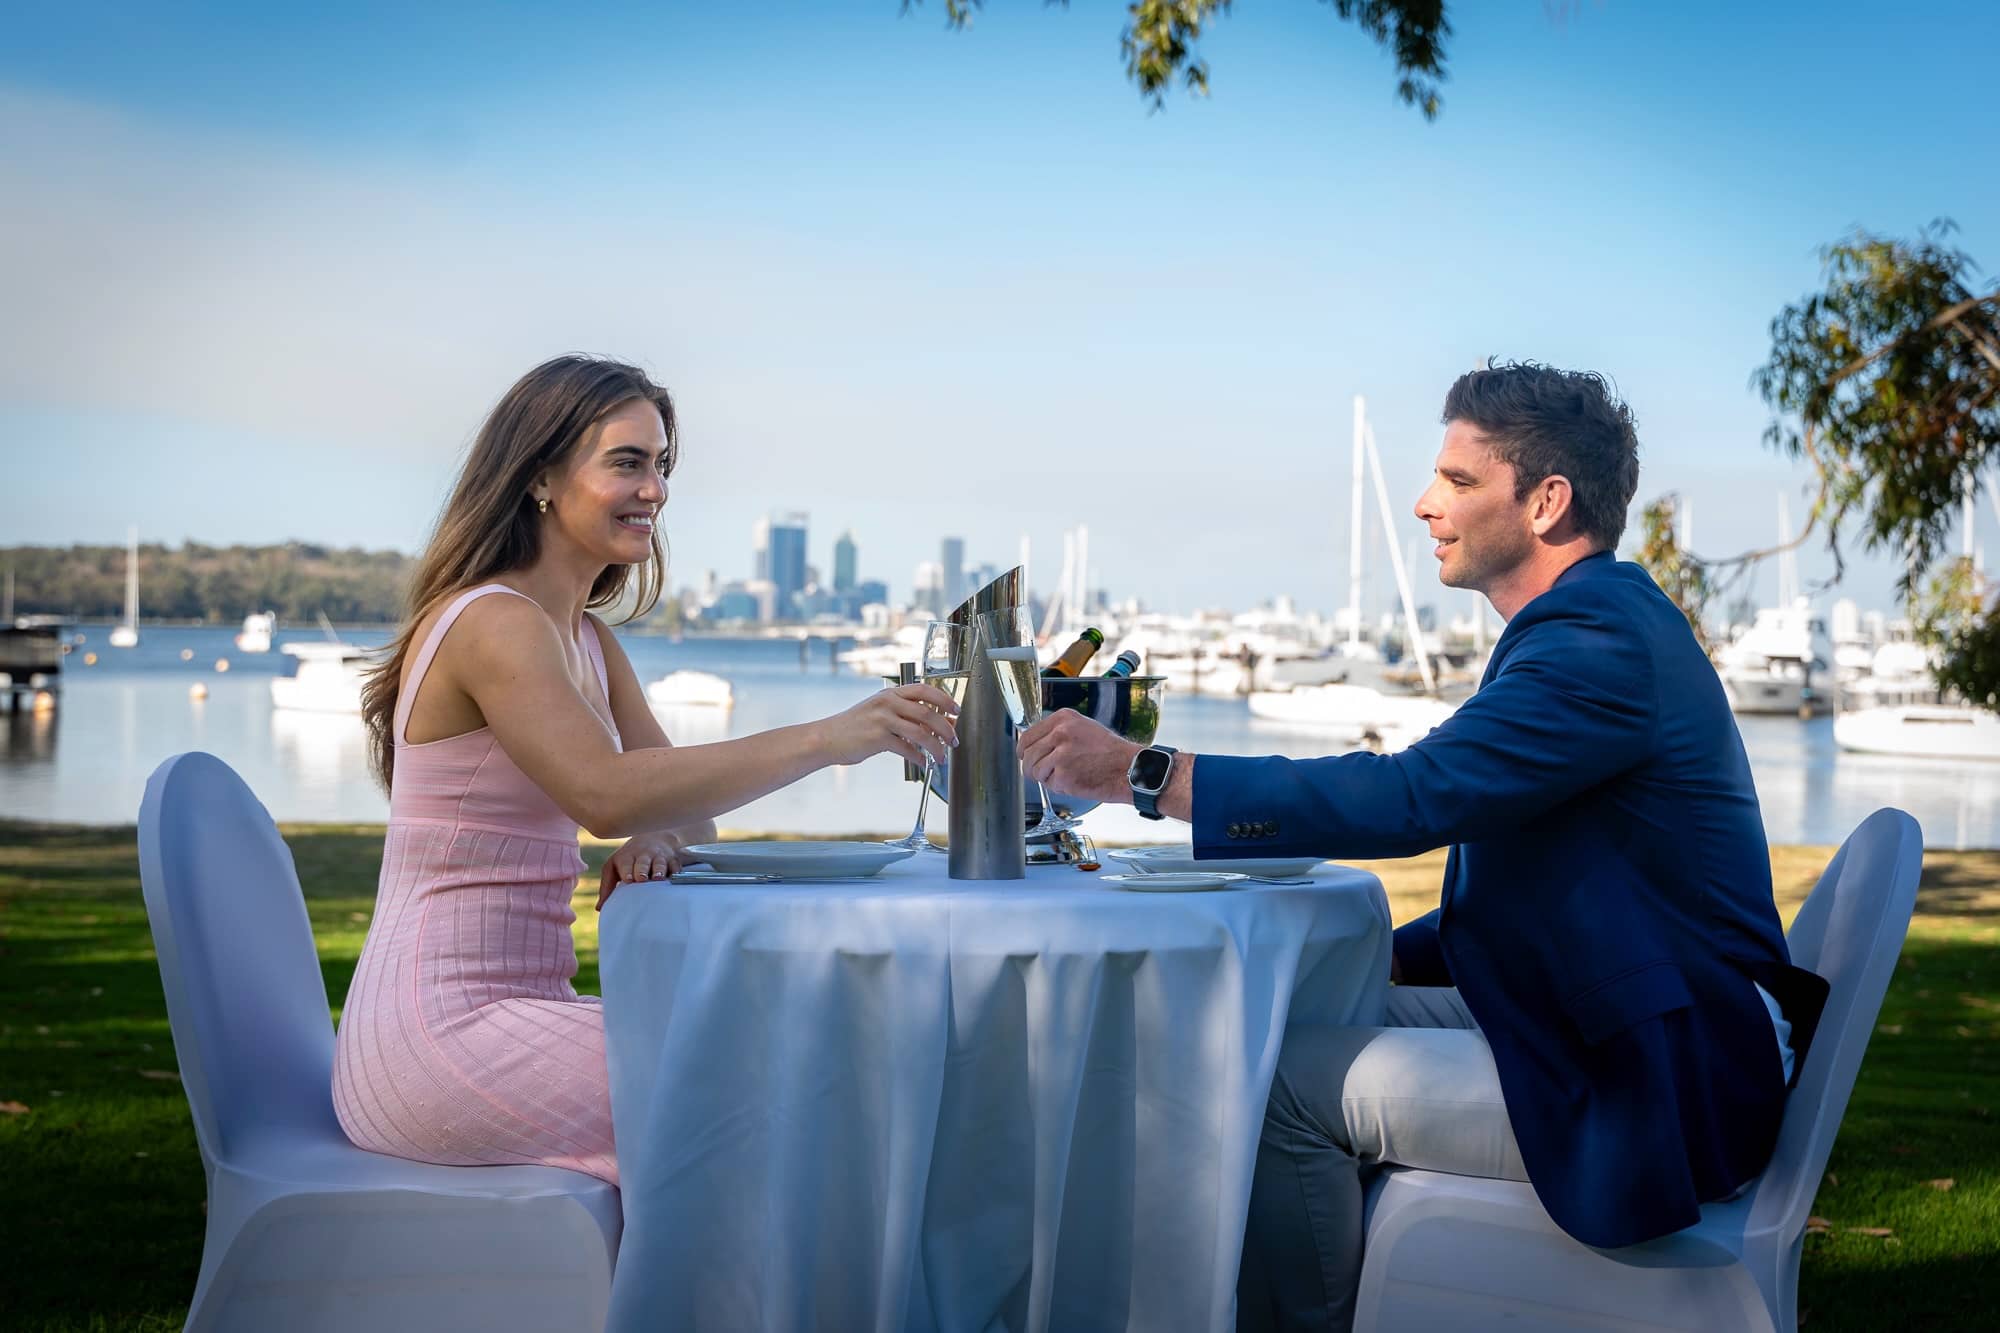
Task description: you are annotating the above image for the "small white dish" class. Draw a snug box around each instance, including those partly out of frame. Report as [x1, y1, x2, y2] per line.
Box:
[1101, 871, 1248, 892]
[681, 841, 914, 878]
[1107, 845, 1325, 879]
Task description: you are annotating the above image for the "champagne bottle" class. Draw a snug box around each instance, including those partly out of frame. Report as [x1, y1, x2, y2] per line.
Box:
[1041, 627, 1105, 678]
[1102, 649, 1142, 679]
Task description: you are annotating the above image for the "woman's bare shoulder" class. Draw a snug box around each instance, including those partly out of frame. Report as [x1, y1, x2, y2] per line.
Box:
[408, 586, 560, 682]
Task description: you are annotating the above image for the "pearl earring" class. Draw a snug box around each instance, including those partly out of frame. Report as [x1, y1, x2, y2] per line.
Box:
[537, 498, 550, 514]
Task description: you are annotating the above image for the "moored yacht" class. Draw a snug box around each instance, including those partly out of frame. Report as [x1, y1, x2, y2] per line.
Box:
[1247, 682, 1458, 751]
[646, 669, 735, 708]
[837, 624, 928, 677]
[270, 641, 371, 714]
[234, 612, 276, 654]
[1716, 601, 1830, 716]
[1835, 704, 2000, 760]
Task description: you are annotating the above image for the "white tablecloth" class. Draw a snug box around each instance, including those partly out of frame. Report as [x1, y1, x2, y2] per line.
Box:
[598, 858, 1391, 1333]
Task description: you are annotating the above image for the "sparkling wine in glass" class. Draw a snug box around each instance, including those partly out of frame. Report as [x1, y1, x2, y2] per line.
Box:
[974, 608, 1076, 838]
[887, 621, 970, 852]
[986, 645, 1040, 728]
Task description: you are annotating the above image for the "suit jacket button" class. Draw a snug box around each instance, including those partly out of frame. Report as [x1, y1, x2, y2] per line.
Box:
[1227, 823, 1242, 838]
[1268, 820, 1280, 836]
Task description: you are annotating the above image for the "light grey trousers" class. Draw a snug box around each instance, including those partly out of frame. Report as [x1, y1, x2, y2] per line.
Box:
[1237, 987, 1530, 1333]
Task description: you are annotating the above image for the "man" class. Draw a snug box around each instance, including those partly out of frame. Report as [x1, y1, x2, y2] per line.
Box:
[1018, 362, 1829, 1332]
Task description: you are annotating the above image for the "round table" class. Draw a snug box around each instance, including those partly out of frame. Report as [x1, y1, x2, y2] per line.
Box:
[599, 856, 1391, 1333]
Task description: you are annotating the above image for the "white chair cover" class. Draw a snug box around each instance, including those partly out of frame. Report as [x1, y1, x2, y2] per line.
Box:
[138, 751, 621, 1333]
[1351, 807, 1924, 1333]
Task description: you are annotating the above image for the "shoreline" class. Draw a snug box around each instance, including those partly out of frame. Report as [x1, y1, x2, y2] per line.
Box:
[5, 815, 1991, 857]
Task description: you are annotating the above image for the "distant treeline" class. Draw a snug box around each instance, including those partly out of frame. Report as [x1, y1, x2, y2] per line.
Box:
[1, 542, 415, 624]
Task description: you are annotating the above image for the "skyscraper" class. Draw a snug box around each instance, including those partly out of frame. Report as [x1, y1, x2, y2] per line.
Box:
[912, 560, 944, 617]
[833, 530, 858, 594]
[751, 516, 771, 582]
[768, 512, 809, 619]
[940, 536, 965, 611]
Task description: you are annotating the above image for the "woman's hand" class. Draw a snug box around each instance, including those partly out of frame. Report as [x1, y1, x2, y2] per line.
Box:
[816, 683, 959, 768]
[596, 831, 691, 910]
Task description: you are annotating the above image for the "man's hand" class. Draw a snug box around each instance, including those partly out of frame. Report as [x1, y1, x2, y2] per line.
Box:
[1019, 709, 1142, 806]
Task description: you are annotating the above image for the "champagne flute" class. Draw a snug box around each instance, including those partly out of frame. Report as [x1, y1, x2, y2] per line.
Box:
[886, 620, 970, 852]
[974, 607, 1078, 839]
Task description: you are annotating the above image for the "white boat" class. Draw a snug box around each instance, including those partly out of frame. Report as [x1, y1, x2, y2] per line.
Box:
[837, 624, 928, 676]
[1150, 643, 1254, 697]
[646, 669, 735, 708]
[108, 527, 139, 648]
[1716, 601, 1830, 716]
[1828, 598, 1877, 685]
[234, 611, 276, 654]
[1840, 632, 1938, 709]
[1247, 682, 1458, 751]
[1256, 647, 1357, 691]
[1835, 704, 2000, 760]
[270, 641, 371, 714]
[1718, 498, 1832, 715]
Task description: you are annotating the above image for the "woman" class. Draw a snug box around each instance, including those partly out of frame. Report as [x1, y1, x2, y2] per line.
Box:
[331, 356, 957, 1184]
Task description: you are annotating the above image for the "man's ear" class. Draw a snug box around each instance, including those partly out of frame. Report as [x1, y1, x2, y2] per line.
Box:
[1529, 475, 1575, 538]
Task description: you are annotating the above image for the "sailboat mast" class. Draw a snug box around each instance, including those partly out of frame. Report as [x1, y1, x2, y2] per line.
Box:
[124, 527, 138, 628]
[1348, 396, 1366, 651]
[1776, 495, 1796, 607]
[1364, 422, 1437, 694]
[1073, 525, 1089, 633]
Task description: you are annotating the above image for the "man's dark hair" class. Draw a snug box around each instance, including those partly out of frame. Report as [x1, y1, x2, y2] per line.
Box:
[1440, 361, 1641, 549]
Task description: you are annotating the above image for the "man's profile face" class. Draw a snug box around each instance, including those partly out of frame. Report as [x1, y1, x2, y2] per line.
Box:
[1413, 421, 1537, 594]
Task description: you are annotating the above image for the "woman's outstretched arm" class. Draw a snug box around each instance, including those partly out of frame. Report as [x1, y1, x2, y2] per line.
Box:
[444, 595, 956, 838]
[587, 612, 719, 845]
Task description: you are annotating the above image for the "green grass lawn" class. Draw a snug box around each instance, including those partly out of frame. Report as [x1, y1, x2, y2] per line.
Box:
[1, 821, 1994, 1331]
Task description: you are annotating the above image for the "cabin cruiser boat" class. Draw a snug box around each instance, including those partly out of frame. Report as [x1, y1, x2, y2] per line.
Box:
[270, 641, 370, 714]
[838, 624, 928, 676]
[646, 670, 735, 708]
[1835, 704, 2000, 760]
[1247, 683, 1458, 751]
[234, 612, 276, 653]
[1833, 634, 1998, 758]
[1716, 602, 1830, 715]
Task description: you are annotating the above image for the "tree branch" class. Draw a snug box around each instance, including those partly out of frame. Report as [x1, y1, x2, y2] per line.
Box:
[1949, 314, 2000, 377]
[1824, 290, 2000, 389]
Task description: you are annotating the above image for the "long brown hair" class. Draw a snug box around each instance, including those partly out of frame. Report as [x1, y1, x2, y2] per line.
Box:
[361, 355, 679, 791]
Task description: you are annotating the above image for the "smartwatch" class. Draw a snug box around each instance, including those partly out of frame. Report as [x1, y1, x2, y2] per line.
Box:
[1127, 744, 1178, 821]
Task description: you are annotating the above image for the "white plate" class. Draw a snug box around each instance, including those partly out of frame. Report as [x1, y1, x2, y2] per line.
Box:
[1107, 845, 1325, 879]
[681, 841, 915, 878]
[1101, 871, 1248, 892]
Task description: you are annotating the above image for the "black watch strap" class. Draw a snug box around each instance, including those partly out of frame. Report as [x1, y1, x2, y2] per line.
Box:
[1132, 744, 1178, 821]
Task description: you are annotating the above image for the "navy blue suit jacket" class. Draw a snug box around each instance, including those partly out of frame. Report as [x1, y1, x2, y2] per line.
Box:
[1193, 553, 1828, 1247]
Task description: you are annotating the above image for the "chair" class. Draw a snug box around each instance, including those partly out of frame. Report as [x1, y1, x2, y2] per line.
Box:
[138, 752, 621, 1333]
[1351, 807, 1924, 1333]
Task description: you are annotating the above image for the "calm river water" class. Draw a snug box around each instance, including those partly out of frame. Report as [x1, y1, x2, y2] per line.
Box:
[5, 626, 1996, 849]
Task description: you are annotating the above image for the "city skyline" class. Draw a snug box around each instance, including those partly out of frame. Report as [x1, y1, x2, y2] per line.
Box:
[3, 4, 1994, 619]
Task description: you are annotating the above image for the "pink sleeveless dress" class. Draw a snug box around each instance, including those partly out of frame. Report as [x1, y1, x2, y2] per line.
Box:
[331, 584, 620, 1184]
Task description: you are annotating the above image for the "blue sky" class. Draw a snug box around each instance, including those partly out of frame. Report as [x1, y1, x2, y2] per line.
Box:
[2, 0, 1995, 619]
